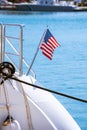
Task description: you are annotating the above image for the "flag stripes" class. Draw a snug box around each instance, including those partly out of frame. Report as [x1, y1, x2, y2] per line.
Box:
[40, 29, 60, 60]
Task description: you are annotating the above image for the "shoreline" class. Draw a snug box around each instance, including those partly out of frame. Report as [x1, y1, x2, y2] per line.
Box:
[0, 3, 87, 12]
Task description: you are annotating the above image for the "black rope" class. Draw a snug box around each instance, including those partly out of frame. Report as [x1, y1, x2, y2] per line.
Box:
[11, 77, 87, 103]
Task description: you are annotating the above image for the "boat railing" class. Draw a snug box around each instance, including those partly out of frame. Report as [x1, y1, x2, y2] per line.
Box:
[0, 23, 36, 78]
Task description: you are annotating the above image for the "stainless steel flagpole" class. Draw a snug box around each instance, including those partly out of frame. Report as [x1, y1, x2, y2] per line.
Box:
[26, 29, 47, 75]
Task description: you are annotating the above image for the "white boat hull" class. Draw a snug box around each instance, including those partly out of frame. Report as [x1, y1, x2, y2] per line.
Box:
[0, 74, 81, 130]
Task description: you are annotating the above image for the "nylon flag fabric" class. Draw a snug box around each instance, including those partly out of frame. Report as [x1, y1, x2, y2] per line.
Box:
[40, 29, 60, 60]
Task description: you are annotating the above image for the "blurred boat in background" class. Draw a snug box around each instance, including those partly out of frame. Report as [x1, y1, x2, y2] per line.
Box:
[0, 0, 87, 12]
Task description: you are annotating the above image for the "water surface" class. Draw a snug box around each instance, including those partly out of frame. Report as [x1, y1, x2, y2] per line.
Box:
[0, 11, 87, 130]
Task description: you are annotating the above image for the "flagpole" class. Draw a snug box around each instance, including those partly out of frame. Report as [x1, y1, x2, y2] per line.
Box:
[26, 29, 47, 75]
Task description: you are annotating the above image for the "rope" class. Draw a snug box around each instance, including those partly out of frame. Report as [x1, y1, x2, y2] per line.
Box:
[11, 77, 87, 103]
[16, 77, 34, 130]
[3, 81, 13, 130]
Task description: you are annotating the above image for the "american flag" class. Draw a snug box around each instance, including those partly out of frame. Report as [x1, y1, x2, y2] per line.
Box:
[40, 29, 60, 60]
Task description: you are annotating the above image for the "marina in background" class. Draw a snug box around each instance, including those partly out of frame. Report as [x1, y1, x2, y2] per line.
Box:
[0, 0, 87, 11]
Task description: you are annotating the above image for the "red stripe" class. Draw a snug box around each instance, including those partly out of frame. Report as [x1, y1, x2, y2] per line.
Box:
[47, 42, 55, 50]
[42, 51, 52, 60]
[48, 39, 56, 49]
[40, 44, 53, 56]
[48, 38, 58, 48]
[51, 37, 60, 47]
[41, 43, 54, 53]
[50, 38, 57, 48]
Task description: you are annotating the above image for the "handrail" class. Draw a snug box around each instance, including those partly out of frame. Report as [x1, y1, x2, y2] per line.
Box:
[0, 23, 36, 78]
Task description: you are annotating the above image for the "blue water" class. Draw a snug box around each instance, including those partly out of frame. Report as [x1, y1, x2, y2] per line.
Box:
[0, 11, 87, 130]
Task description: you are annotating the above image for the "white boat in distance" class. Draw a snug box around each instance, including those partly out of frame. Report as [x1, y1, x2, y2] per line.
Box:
[0, 23, 81, 130]
[14, 1, 77, 12]
[0, 0, 87, 12]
